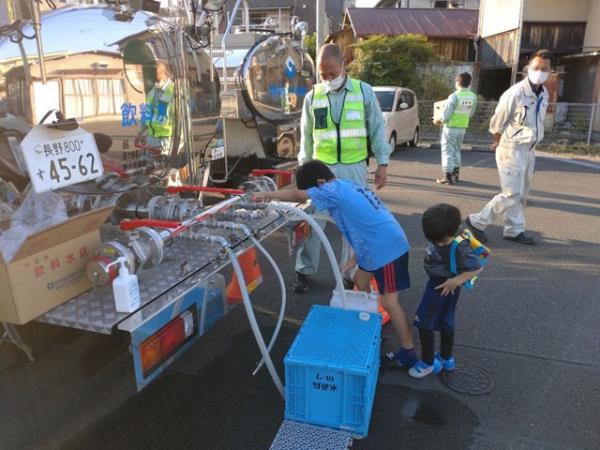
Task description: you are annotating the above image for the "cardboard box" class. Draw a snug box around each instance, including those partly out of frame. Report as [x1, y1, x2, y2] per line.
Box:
[0, 207, 112, 324]
[433, 100, 447, 122]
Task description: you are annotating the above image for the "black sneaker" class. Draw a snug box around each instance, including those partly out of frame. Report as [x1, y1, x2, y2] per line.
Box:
[465, 217, 489, 243]
[292, 272, 310, 293]
[452, 168, 460, 183]
[504, 232, 535, 245]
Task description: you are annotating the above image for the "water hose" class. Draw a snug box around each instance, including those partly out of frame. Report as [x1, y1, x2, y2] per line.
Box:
[250, 236, 286, 376]
[228, 247, 284, 397]
[267, 202, 349, 309]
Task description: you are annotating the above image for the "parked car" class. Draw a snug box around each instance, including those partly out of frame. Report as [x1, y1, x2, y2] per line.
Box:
[373, 86, 420, 150]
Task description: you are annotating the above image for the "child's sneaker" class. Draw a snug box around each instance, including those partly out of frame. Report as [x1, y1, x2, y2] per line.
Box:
[383, 347, 417, 369]
[408, 359, 442, 379]
[435, 352, 456, 371]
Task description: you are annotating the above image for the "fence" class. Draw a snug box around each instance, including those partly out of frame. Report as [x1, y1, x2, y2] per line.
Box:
[418, 101, 600, 146]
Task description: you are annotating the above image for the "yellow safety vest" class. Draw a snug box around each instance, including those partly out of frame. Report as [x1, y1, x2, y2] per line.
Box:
[311, 78, 369, 164]
[447, 89, 477, 129]
[146, 80, 175, 138]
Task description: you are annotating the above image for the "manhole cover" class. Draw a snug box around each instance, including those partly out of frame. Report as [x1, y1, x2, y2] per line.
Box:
[441, 365, 495, 396]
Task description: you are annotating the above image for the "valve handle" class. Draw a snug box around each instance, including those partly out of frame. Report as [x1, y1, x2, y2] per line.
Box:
[120, 219, 181, 231]
[251, 169, 294, 176]
[166, 186, 244, 195]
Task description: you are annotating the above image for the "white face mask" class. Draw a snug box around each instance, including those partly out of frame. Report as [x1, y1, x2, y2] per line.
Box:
[324, 73, 345, 92]
[528, 68, 549, 86]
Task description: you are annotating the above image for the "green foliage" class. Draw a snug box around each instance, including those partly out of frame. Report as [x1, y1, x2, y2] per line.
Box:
[304, 33, 317, 63]
[418, 71, 453, 100]
[347, 34, 436, 91]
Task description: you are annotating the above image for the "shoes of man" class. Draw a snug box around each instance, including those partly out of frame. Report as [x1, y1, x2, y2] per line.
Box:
[292, 272, 310, 293]
[436, 172, 453, 185]
[451, 168, 460, 183]
[465, 217, 489, 243]
[503, 232, 535, 245]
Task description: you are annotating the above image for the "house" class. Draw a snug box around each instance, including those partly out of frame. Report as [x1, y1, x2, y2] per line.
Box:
[375, 0, 479, 9]
[478, 0, 600, 103]
[329, 8, 479, 64]
[223, 0, 355, 35]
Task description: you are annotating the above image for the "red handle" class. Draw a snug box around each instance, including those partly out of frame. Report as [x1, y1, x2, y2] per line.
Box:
[251, 169, 294, 176]
[120, 219, 181, 231]
[166, 186, 244, 195]
[102, 161, 129, 178]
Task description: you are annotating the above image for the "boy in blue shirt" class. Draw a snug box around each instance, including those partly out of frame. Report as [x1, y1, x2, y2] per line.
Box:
[409, 203, 484, 378]
[252, 160, 417, 368]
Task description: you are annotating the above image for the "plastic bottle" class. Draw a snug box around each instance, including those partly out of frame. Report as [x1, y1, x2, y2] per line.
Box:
[112, 257, 141, 313]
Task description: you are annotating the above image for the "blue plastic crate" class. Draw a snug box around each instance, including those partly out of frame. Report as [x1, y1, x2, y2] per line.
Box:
[284, 305, 381, 437]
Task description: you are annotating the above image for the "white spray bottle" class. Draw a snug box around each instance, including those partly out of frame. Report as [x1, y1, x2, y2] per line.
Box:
[112, 257, 141, 313]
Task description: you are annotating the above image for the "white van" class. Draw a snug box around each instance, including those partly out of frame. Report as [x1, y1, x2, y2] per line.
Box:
[373, 87, 420, 150]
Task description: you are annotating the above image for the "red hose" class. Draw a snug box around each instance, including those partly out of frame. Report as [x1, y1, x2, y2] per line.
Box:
[120, 219, 181, 231]
[251, 169, 294, 176]
[166, 186, 244, 195]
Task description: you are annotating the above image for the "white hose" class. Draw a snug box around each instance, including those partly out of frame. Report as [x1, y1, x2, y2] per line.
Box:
[268, 202, 349, 309]
[228, 249, 285, 398]
[250, 236, 286, 376]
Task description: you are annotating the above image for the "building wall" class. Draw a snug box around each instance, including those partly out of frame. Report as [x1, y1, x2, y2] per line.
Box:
[584, 0, 600, 50]
[428, 38, 474, 61]
[479, 29, 518, 68]
[479, 0, 522, 37]
[378, 0, 480, 8]
[522, 0, 590, 22]
[520, 22, 586, 54]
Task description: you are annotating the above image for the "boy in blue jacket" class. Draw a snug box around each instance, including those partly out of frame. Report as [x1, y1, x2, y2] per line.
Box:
[253, 160, 417, 369]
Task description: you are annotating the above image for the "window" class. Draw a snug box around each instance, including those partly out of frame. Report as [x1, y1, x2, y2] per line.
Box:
[398, 92, 415, 109]
[374, 90, 395, 112]
[63, 78, 125, 119]
[434, 1, 449, 7]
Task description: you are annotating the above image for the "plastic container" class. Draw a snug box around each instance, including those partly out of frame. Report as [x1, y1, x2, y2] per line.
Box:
[284, 305, 381, 438]
[112, 258, 141, 313]
[329, 289, 379, 314]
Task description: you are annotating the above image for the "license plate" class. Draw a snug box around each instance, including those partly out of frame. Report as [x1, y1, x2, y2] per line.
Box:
[20, 126, 103, 193]
[210, 146, 225, 161]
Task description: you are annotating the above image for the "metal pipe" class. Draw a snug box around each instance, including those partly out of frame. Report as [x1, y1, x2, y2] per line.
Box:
[242, 0, 250, 33]
[222, 0, 243, 92]
[30, 0, 47, 84]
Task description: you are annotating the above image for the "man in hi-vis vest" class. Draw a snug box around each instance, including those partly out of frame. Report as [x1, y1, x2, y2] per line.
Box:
[434, 73, 477, 184]
[136, 61, 175, 155]
[293, 44, 392, 293]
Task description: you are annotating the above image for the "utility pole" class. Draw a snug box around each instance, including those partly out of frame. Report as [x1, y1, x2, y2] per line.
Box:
[316, 0, 325, 82]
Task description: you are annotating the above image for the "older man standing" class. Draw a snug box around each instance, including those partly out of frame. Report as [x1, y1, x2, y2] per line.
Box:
[466, 50, 552, 245]
[293, 44, 392, 293]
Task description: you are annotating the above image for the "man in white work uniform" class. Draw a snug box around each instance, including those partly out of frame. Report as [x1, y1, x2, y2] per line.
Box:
[293, 44, 392, 293]
[466, 50, 551, 245]
[434, 72, 477, 184]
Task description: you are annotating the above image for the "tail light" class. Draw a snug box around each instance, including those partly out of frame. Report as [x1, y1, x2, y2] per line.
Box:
[140, 310, 195, 376]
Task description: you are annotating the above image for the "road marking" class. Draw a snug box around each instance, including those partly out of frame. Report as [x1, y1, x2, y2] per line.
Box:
[252, 305, 303, 326]
[536, 152, 600, 170]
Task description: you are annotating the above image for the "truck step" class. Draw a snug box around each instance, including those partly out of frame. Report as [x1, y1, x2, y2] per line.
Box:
[270, 420, 352, 450]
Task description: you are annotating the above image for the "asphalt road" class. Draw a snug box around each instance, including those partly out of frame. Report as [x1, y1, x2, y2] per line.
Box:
[1, 147, 599, 450]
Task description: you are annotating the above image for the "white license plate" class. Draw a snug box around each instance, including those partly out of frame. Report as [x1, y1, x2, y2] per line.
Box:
[20, 126, 104, 193]
[210, 146, 225, 161]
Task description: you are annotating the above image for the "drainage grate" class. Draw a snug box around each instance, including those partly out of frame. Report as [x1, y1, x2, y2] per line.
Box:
[270, 420, 353, 450]
[441, 365, 495, 396]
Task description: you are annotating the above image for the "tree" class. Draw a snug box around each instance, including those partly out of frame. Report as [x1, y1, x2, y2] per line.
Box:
[419, 71, 453, 100]
[304, 33, 317, 63]
[348, 34, 437, 92]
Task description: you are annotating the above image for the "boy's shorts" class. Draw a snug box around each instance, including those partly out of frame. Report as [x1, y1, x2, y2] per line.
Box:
[414, 277, 460, 332]
[360, 252, 410, 295]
